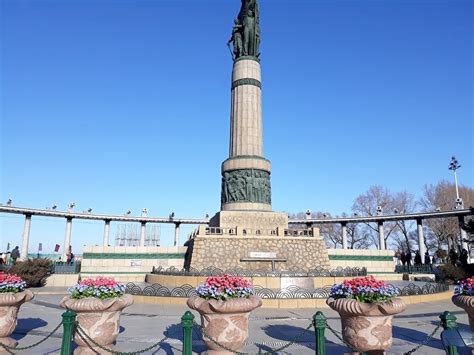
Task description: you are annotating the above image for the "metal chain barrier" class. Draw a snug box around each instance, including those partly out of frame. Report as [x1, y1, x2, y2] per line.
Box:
[0, 321, 63, 354]
[403, 321, 442, 355]
[324, 321, 359, 353]
[326, 319, 443, 355]
[75, 323, 168, 355]
[193, 319, 314, 355]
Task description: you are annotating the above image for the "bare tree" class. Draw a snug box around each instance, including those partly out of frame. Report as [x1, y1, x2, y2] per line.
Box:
[391, 191, 417, 252]
[351, 185, 398, 249]
[420, 180, 474, 251]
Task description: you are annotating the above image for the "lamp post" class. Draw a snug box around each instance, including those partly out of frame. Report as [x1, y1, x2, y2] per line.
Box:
[449, 157, 468, 251]
[449, 156, 463, 209]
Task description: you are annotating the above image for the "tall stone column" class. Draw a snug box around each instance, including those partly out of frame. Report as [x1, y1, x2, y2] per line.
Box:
[62, 217, 73, 260]
[341, 222, 348, 249]
[378, 221, 385, 250]
[20, 214, 32, 260]
[417, 219, 426, 264]
[140, 222, 146, 246]
[221, 57, 272, 212]
[103, 220, 111, 246]
[174, 223, 181, 246]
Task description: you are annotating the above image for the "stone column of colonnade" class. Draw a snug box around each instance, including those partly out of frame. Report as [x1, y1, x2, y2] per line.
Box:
[140, 222, 146, 246]
[341, 222, 348, 249]
[459, 215, 469, 250]
[174, 223, 180, 246]
[378, 221, 385, 250]
[62, 217, 73, 260]
[103, 220, 111, 246]
[416, 219, 426, 264]
[20, 214, 32, 260]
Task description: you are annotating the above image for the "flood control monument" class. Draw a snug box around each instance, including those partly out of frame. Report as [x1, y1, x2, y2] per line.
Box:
[187, 0, 330, 271]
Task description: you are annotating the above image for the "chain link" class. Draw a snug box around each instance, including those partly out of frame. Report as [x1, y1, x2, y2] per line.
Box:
[193, 320, 313, 354]
[324, 321, 360, 352]
[403, 322, 442, 355]
[0, 321, 63, 354]
[326, 320, 443, 355]
[75, 323, 168, 355]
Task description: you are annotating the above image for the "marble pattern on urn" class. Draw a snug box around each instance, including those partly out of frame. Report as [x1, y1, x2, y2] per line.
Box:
[0, 290, 34, 350]
[187, 295, 262, 354]
[452, 295, 474, 331]
[327, 297, 406, 353]
[60, 295, 133, 354]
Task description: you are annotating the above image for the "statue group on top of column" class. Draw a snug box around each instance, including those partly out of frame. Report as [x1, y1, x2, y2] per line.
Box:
[227, 0, 260, 60]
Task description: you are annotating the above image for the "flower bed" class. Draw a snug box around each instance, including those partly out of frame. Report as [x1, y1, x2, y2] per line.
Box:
[330, 275, 399, 303]
[454, 276, 474, 296]
[68, 277, 126, 300]
[196, 274, 255, 300]
[0, 273, 27, 293]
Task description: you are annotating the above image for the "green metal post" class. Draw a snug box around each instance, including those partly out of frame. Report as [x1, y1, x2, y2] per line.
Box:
[312, 311, 326, 355]
[440, 311, 459, 355]
[181, 311, 195, 355]
[60, 310, 76, 355]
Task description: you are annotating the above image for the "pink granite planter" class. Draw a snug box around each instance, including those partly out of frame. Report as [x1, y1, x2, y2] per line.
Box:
[452, 295, 474, 331]
[0, 290, 34, 351]
[60, 295, 133, 354]
[187, 295, 262, 354]
[327, 297, 406, 354]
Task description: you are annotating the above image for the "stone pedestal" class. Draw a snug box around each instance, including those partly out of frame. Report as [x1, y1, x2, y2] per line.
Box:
[190, 235, 330, 271]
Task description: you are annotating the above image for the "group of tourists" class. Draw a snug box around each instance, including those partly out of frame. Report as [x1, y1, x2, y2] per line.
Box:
[449, 247, 470, 267]
[0, 246, 20, 265]
[399, 250, 432, 266]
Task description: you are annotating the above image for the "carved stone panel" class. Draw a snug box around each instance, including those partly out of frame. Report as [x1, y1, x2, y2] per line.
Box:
[221, 169, 271, 205]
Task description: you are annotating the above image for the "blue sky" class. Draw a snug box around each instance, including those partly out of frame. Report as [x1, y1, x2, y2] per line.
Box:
[1, 0, 472, 253]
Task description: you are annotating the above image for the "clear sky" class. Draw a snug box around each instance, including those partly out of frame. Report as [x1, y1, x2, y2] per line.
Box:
[1, 0, 472, 253]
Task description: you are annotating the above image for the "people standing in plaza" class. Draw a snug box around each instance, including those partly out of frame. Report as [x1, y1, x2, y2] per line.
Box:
[460, 248, 469, 267]
[414, 251, 422, 266]
[424, 251, 431, 266]
[406, 250, 412, 266]
[400, 251, 407, 266]
[449, 248, 458, 266]
[66, 246, 74, 265]
[11, 246, 20, 264]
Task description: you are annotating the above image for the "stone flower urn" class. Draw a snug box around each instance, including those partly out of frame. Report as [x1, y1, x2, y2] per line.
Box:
[0, 290, 34, 351]
[60, 295, 133, 354]
[452, 295, 474, 331]
[327, 297, 406, 354]
[187, 296, 262, 354]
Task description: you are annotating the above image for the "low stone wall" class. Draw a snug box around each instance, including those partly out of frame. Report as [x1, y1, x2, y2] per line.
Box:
[328, 249, 395, 273]
[190, 235, 330, 271]
[80, 246, 187, 282]
[45, 274, 79, 287]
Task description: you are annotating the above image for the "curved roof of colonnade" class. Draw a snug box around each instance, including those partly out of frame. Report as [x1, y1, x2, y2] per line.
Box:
[0, 205, 472, 225]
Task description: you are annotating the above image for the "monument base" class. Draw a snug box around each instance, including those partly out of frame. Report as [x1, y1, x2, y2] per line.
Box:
[210, 210, 288, 233]
[189, 235, 330, 271]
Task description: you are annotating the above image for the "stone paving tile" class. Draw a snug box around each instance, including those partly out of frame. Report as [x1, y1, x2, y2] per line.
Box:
[6, 295, 471, 354]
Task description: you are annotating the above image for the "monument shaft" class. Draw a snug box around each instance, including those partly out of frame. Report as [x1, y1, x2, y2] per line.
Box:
[221, 56, 272, 212]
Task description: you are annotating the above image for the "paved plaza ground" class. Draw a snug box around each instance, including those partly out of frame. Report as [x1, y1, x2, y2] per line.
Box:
[7, 291, 471, 354]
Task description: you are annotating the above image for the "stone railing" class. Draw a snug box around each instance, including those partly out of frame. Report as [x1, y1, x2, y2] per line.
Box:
[204, 227, 279, 236]
[284, 229, 313, 237]
[151, 265, 367, 277]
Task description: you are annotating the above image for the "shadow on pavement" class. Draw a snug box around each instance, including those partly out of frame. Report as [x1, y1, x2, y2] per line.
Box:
[261, 324, 348, 354]
[13, 318, 48, 340]
[393, 325, 444, 350]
